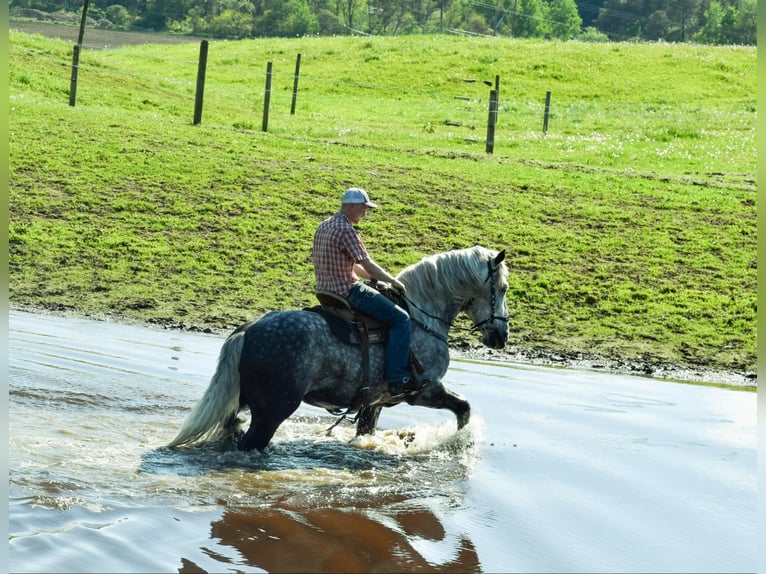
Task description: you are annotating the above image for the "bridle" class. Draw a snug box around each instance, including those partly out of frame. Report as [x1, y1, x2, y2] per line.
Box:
[465, 258, 509, 334]
[404, 254, 508, 342]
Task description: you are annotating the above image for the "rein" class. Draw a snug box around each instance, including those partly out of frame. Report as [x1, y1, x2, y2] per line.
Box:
[403, 296, 451, 345]
[403, 256, 508, 343]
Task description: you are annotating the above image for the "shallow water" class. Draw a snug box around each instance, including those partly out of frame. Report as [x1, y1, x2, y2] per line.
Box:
[8, 310, 756, 572]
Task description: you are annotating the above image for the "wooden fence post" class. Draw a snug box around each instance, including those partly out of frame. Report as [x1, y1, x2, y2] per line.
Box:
[486, 89, 498, 154]
[543, 90, 552, 134]
[290, 53, 301, 115]
[68, 0, 89, 106]
[262, 62, 272, 132]
[69, 45, 80, 107]
[193, 40, 209, 125]
[76, 0, 89, 46]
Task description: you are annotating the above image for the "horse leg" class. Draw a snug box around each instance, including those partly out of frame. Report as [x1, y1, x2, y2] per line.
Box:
[239, 413, 289, 452]
[238, 379, 303, 452]
[355, 405, 382, 436]
[409, 385, 471, 429]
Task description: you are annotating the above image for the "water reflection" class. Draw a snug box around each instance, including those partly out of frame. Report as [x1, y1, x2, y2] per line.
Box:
[144, 422, 483, 572]
[181, 504, 481, 573]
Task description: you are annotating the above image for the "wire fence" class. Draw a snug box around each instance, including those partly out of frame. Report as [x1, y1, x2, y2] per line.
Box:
[15, 27, 754, 173]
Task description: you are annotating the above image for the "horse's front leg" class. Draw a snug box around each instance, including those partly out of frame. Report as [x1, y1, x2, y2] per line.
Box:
[408, 383, 471, 429]
[355, 405, 382, 436]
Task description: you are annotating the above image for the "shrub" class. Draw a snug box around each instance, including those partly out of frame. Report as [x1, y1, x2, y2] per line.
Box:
[578, 26, 610, 42]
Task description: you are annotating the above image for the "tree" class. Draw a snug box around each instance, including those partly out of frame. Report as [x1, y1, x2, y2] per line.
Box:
[548, 0, 582, 39]
[436, 0, 454, 31]
[573, 0, 599, 27]
[718, 2, 737, 43]
[338, 0, 360, 30]
[371, 0, 436, 34]
[443, 0, 486, 33]
[105, 4, 133, 28]
[405, 0, 443, 32]
[514, 0, 547, 37]
[255, 0, 318, 36]
[667, 0, 700, 41]
[694, 0, 724, 44]
[733, 0, 756, 45]
[135, 0, 186, 30]
[207, 8, 254, 37]
[644, 8, 670, 40]
[466, 0, 512, 35]
[595, 0, 645, 40]
[687, 0, 755, 45]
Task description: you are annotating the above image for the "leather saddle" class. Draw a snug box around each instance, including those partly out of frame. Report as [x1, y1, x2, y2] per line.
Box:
[307, 280, 405, 346]
[312, 289, 388, 346]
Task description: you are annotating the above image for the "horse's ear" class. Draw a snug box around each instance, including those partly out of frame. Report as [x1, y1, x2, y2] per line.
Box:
[494, 250, 506, 265]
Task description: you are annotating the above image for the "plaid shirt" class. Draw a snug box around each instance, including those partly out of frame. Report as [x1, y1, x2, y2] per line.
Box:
[313, 212, 370, 296]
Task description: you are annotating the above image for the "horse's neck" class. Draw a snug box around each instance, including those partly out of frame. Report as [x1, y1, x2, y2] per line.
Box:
[401, 256, 475, 334]
[407, 290, 460, 336]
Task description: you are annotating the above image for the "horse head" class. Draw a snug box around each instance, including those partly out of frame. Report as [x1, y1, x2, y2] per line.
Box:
[462, 248, 509, 350]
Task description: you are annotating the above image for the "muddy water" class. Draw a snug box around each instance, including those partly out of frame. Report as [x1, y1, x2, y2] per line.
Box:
[8, 310, 756, 572]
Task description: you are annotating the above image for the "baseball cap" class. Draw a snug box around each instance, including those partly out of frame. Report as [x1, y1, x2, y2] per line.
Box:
[341, 187, 378, 208]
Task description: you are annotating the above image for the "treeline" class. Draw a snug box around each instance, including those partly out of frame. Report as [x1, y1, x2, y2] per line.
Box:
[9, 0, 757, 44]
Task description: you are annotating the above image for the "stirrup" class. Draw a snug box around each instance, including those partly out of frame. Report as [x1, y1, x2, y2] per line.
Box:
[388, 376, 429, 400]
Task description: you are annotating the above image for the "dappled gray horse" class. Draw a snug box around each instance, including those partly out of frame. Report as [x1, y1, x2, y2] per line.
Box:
[168, 245, 509, 452]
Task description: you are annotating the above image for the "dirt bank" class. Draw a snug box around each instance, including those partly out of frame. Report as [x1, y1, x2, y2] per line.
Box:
[455, 342, 756, 388]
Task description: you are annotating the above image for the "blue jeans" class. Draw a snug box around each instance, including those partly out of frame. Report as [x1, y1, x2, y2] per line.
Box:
[346, 282, 411, 381]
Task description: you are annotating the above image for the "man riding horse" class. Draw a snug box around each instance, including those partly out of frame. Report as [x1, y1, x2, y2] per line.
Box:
[312, 187, 422, 399]
[167, 242, 509, 451]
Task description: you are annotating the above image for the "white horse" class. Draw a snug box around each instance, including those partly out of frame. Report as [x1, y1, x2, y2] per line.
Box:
[168, 246, 509, 452]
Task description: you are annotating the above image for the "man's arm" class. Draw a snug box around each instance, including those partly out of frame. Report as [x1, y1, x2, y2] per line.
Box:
[357, 258, 406, 293]
[353, 263, 372, 279]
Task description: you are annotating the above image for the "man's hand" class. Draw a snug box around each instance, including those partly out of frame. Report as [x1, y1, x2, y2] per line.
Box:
[359, 258, 405, 293]
[391, 278, 406, 293]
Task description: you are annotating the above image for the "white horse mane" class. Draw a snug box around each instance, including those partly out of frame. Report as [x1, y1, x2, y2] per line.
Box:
[398, 245, 508, 305]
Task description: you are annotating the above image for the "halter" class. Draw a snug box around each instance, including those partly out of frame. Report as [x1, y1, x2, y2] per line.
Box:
[466, 258, 509, 334]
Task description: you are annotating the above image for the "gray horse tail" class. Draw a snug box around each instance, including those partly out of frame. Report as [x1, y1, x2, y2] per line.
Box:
[167, 329, 245, 448]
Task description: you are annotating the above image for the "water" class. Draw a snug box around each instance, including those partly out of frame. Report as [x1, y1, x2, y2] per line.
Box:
[8, 310, 756, 572]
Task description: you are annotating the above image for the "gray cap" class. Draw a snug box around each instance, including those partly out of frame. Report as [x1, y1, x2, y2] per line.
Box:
[341, 187, 378, 208]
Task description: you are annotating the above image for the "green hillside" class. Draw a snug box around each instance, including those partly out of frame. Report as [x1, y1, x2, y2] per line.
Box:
[8, 30, 756, 374]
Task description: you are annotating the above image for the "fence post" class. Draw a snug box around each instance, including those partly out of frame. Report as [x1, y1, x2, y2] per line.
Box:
[486, 89, 498, 154]
[69, 45, 80, 107]
[68, 0, 89, 106]
[193, 40, 209, 125]
[543, 90, 552, 134]
[76, 0, 89, 46]
[262, 62, 272, 132]
[290, 53, 301, 115]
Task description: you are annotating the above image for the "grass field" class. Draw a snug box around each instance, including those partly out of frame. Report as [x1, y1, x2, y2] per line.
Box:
[8, 27, 757, 375]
